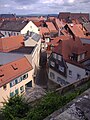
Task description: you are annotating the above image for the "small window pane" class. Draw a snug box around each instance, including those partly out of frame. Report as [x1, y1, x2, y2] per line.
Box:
[15, 89, 19, 95]
[50, 72, 55, 79]
[50, 61, 55, 67]
[10, 92, 14, 97]
[69, 70, 72, 76]
[20, 86, 24, 93]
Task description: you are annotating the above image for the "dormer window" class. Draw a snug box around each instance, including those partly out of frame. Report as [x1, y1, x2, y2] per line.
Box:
[0, 70, 4, 77]
[53, 53, 57, 59]
[0, 74, 4, 77]
[50, 61, 55, 67]
[11, 64, 18, 70]
[58, 55, 62, 61]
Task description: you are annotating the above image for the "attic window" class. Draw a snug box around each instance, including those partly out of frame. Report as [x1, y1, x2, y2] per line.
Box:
[0, 70, 4, 77]
[11, 64, 18, 70]
[0, 74, 4, 77]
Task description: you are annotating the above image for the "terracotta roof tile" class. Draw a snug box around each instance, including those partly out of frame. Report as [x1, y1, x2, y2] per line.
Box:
[0, 35, 24, 52]
[53, 36, 86, 60]
[0, 57, 33, 87]
[39, 27, 50, 35]
[46, 22, 58, 32]
[67, 24, 85, 37]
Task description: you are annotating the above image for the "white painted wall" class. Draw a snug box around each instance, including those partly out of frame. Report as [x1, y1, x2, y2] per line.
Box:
[0, 31, 20, 37]
[48, 62, 86, 85]
[21, 21, 39, 34]
[0, 21, 39, 37]
[66, 62, 86, 83]
[24, 38, 37, 47]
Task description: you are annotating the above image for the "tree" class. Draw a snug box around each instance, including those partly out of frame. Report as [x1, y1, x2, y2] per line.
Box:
[1, 95, 30, 120]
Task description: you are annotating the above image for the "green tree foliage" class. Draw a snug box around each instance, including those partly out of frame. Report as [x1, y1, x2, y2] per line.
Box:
[0, 80, 90, 120]
[1, 95, 30, 120]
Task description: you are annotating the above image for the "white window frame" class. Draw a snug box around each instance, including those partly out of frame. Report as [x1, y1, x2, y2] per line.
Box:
[50, 72, 55, 79]
[53, 53, 57, 59]
[50, 61, 55, 67]
[58, 55, 62, 61]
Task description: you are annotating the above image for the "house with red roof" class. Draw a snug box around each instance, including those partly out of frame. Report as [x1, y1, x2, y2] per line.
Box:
[48, 36, 90, 86]
[0, 35, 24, 52]
[0, 20, 39, 37]
[0, 57, 34, 106]
[0, 33, 41, 77]
[46, 22, 58, 38]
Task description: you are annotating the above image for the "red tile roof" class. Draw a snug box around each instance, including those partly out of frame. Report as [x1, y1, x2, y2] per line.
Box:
[67, 24, 85, 37]
[0, 35, 24, 52]
[33, 21, 42, 27]
[0, 57, 33, 87]
[39, 27, 50, 35]
[54, 18, 63, 29]
[46, 22, 58, 33]
[54, 37, 86, 60]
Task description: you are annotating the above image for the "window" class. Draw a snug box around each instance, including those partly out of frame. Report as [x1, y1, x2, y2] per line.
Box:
[10, 80, 15, 88]
[77, 74, 81, 80]
[15, 89, 19, 95]
[50, 72, 55, 79]
[69, 70, 72, 76]
[17, 33, 19, 35]
[57, 77, 69, 85]
[79, 54, 83, 60]
[10, 92, 14, 97]
[20, 86, 24, 93]
[3, 84, 7, 90]
[15, 79, 18, 84]
[23, 74, 28, 80]
[59, 66, 64, 72]
[14, 33, 16, 36]
[58, 55, 62, 61]
[30, 26, 32, 28]
[17, 77, 22, 83]
[50, 61, 55, 67]
[5, 32, 7, 35]
[53, 53, 57, 59]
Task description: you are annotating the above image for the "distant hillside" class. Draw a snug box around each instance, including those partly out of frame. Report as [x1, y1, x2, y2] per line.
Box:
[17, 14, 58, 17]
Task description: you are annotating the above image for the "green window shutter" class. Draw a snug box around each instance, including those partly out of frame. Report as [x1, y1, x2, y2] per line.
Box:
[15, 89, 19, 95]
[10, 83, 12, 88]
[20, 86, 24, 93]
[10, 92, 14, 97]
[15, 79, 18, 84]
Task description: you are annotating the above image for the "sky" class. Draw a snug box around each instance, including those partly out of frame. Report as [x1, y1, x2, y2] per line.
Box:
[0, 0, 90, 15]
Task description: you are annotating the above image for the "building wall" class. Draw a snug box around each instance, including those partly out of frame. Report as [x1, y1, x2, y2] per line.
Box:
[0, 31, 20, 37]
[80, 38, 90, 44]
[24, 38, 37, 47]
[0, 21, 39, 37]
[48, 62, 86, 85]
[0, 70, 34, 107]
[21, 21, 39, 35]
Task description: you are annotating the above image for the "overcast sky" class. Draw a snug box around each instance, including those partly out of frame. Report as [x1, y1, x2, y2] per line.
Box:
[0, 0, 90, 15]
